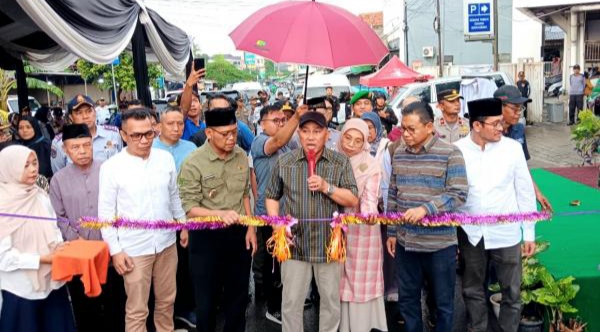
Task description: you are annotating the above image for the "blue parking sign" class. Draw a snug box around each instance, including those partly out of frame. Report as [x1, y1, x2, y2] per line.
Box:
[464, 1, 493, 37]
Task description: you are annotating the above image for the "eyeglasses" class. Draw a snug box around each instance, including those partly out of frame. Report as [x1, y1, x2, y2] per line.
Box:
[122, 130, 156, 141]
[212, 128, 238, 138]
[262, 118, 287, 125]
[481, 120, 506, 129]
[504, 103, 523, 114]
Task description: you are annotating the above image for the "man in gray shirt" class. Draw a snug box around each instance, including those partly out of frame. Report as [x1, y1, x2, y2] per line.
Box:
[568, 64, 585, 125]
[49, 123, 125, 332]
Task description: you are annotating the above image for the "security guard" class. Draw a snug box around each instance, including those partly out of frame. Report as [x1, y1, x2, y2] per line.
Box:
[178, 106, 256, 332]
[434, 89, 470, 143]
[51, 94, 122, 172]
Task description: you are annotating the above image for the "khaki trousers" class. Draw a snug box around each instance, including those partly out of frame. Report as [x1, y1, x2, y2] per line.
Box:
[281, 259, 341, 332]
[122, 244, 178, 332]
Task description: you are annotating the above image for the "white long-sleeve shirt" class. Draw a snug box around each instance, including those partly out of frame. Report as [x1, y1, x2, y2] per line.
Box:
[454, 135, 536, 249]
[99, 148, 186, 257]
[0, 196, 65, 300]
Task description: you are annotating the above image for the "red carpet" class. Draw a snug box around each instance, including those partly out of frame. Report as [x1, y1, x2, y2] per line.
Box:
[544, 166, 599, 188]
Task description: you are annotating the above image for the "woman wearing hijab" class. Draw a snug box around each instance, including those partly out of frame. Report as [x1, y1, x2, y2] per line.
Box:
[33, 106, 55, 141]
[361, 111, 399, 306]
[0, 145, 75, 332]
[17, 116, 53, 179]
[337, 119, 387, 332]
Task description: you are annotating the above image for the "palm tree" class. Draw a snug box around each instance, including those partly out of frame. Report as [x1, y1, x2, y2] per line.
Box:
[0, 67, 64, 112]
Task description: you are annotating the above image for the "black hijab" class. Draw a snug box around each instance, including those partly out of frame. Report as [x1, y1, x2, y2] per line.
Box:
[17, 116, 53, 178]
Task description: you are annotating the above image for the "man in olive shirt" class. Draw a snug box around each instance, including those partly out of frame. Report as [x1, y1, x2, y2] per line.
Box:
[434, 89, 470, 143]
[266, 112, 359, 332]
[178, 106, 257, 332]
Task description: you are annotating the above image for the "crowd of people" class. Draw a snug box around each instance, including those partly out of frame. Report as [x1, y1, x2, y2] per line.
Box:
[0, 64, 554, 332]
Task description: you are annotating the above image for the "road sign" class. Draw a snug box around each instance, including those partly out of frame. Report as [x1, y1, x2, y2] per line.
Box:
[112, 57, 120, 66]
[463, 1, 494, 41]
[244, 53, 256, 65]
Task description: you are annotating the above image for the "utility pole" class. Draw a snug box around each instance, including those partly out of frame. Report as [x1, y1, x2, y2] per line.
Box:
[492, 0, 499, 71]
[435, 0, 444, 77]
[403, 0, 409, 64]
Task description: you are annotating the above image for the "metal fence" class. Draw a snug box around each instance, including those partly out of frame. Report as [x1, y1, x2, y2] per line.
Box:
[585, 40, 600, 62]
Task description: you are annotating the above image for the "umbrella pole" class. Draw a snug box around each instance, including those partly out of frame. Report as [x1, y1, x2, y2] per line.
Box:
[302, 65, 309, 104]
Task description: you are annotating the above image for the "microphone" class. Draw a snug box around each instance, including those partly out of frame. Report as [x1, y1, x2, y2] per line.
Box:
[307, 149, 316, 177]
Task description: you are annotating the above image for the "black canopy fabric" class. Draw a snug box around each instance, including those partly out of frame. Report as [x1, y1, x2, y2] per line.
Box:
[0, 0, 190, 75]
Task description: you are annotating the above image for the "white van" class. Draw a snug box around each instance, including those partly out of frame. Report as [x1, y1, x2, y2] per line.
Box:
[389, 71, 514, 120]
[7, 95, 42, 115]
[231, 82, 263, 99]
[305, 73, 351, 99]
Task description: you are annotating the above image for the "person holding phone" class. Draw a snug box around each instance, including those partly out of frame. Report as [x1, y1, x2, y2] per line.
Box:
[180, 59, 207, 141]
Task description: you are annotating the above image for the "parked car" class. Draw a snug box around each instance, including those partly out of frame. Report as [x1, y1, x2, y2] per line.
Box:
[152, 99, 169, 114]
[6, 95, 42, 115]
[231, 82, 263, 100]
[388, 71, 513, 120]
[200, 90, 242, 105]
[305, 73, 352, 99]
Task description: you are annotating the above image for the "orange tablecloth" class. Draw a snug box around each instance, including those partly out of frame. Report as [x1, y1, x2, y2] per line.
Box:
[52, 240, 109, 297]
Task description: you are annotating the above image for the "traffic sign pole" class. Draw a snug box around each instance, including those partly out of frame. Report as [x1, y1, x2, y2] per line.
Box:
[493, 0, 498, 70]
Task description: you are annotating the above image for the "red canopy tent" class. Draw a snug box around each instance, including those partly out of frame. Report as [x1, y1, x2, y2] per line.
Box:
[359, 55, 432, 87]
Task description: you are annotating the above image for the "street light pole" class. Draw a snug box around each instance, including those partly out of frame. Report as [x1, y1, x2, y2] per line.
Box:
[435, 0, 444, 77]
[493, 0, 499, 71]
[111, 63, 118, 104]
[404, 0, 409, 64]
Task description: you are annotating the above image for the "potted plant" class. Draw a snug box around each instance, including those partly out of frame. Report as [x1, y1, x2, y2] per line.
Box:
[571, 109, 600, 166]
[532, 270, 580, 332]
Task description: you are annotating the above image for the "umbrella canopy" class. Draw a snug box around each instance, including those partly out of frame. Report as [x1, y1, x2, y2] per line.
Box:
[229, 1, 388, 69]
[359, 55, 431, 87]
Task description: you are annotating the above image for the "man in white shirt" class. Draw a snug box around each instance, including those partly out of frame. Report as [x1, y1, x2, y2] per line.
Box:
[454, 98, 537, 332]
[96, 97, 110, 125]
[99, 108, 186, 332]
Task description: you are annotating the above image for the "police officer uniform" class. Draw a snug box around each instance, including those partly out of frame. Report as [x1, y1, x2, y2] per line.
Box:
[51, 94, 122, 173]
[434, 89, 470, 143]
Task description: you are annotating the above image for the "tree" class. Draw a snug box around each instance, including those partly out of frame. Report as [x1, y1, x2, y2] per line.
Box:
[76, 52, 163, 93]
[205, 55, 254, 87]
[0, 67, 64, 112]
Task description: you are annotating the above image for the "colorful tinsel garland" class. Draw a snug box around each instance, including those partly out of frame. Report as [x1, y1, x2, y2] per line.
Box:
[76, 211, 551, 263]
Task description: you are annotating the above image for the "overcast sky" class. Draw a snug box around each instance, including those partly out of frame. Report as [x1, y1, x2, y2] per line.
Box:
[145, 0, 387, 55]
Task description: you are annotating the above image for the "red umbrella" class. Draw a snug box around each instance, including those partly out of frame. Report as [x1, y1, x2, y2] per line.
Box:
[359, 55, 432, 87]
[229, 0, 389, 98]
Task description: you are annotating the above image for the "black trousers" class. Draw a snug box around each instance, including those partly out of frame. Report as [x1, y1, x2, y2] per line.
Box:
[258, 226, 282, 313]
[189, 226, 252, 332]
[68, 266, 126, 332]
[458, 228, 522, 332]
[175, 231, 195, 316]
[569, 94, 584, 123]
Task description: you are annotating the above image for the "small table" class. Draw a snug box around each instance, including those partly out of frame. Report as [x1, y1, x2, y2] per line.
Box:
[52, 240, 109, 297]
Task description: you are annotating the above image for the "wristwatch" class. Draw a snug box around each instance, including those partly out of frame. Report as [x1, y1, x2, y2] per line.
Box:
[326, 183, 336, 196]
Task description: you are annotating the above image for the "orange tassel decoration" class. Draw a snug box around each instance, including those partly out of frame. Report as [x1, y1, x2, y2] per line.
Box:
[326, 223, 346, 263]
[266, 227, 291, 262]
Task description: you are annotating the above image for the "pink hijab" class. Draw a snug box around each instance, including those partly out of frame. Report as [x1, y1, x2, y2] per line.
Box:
[0, 145, 59, 292]
[337, 118, 380, 198]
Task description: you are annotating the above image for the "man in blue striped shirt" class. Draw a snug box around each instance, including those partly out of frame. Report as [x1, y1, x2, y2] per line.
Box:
[386, 101, 468, 332]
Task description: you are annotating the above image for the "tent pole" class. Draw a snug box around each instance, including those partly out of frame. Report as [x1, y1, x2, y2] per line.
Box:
[131, 20, 152, 107]
[15, 58, 28, 112]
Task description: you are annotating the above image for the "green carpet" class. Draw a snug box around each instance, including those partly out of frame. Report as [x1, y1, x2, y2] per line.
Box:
[531, 169, 600, 330]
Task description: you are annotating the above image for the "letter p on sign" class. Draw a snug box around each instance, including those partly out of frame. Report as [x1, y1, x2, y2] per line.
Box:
[469, 4, 479, 14]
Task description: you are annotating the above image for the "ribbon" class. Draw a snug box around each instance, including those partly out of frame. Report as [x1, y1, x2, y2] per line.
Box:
[0, 211, 555, 263]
